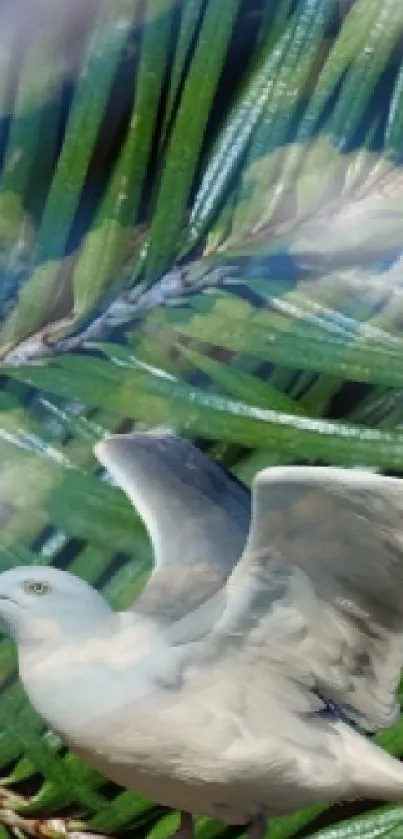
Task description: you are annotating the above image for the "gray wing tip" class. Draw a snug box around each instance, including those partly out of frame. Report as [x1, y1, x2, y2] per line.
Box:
[94, 435, 121, 469]
[94, 429, 176, 464]
[95, 431, 250, 520]
[255, 465, 402, 489]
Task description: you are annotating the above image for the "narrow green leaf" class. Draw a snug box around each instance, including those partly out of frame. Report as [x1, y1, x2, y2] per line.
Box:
[73, 0, 173, 317]
[385, 59, 403, 159]
[308, 806, 403, 839]
[88, 790, 154, 831]
[178, 343, 307, 414]
[185, 0, 337, 252]
[1, 0, 141, 348]
[265, 806, 326, 839]
[259, 0, 400, 224]
[234, 449, 295, 485]
[145, 0, 242, 279]
[150, 296, 403, 390]
[230, 0, 338, 238]
[330, 0, 403, 152]
[183, 19, 295, 251]
[7, 712, 109, 812]
[0, 18, 68, 278]
[377, 715, 403, 758]
[27, 753, 105, 815]
[160, 0, 206, 142]
[8, 353, 403, 469]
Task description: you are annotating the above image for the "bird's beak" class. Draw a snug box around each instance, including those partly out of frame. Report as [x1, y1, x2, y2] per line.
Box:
[0, 591, 17, 604]
[0, 591, 21, 612]
[0, 591, 24, 640]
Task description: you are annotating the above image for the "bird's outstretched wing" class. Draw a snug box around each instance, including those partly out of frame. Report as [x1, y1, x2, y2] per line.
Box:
[94, 431, 250, 622]
[212, 466, 403, 733]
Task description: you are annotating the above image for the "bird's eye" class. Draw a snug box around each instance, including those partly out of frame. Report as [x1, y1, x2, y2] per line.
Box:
[23, 580, 51, 596]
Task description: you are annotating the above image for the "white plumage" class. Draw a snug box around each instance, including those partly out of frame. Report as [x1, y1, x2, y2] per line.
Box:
[1, 432, 403, 838]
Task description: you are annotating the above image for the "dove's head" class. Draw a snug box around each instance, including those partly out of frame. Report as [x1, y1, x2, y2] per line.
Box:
[0, 565, 113, 644]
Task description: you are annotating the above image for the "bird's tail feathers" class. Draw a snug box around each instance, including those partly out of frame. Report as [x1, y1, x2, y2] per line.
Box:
[340, 725, 403, 803]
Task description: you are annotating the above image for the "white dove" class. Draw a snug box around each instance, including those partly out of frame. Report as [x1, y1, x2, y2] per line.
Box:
[1, 432, 403, 839]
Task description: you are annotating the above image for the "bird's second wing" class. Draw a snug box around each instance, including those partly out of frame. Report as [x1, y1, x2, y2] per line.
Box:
[213, 466, 403, 733]
[94, 431, 250, 622]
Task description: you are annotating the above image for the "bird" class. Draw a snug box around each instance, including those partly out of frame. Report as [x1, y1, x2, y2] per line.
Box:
[2, 432, 403, 839]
